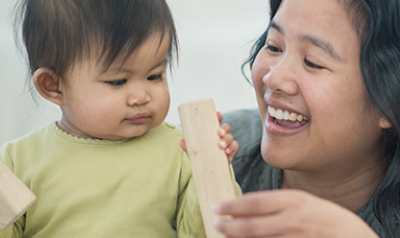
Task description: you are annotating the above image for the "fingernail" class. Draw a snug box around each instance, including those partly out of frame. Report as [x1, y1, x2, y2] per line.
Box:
[219, 140, 227, 148]
[213, 219, 221, 228]
[218, 128, 226, 136]
[212, 203, 222, 213]
[225, 147, 231, 153]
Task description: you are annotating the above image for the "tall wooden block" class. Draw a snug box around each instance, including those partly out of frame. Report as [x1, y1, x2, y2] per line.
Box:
[178, 98, 236, 238]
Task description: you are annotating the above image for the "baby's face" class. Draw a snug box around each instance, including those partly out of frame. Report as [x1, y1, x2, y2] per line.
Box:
[57, 33, 171, 140]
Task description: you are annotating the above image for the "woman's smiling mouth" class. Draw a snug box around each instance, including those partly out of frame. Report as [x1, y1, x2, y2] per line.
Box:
[266, 106, 309, 134]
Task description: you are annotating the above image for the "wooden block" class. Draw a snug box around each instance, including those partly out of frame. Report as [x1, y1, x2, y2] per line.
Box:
[178, 98, 236, 238]
[0, 160, 36, 230]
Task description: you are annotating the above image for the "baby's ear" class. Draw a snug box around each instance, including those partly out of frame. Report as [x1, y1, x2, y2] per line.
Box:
[33, 68, 64, 106]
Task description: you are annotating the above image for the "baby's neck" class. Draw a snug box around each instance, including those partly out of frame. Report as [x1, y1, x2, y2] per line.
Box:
[57, 120, 96, 139]
[281, 161, 387, 213]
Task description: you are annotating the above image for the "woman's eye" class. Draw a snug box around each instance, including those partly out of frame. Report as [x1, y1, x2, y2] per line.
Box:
[106, 79, 127, 86]
[304, 59, 323, 69]
[266, 44, 282, 53]
[147, 74, 163, 81]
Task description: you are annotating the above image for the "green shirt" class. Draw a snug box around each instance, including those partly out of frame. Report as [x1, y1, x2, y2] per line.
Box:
[223, 109, 387, 238]
[0, 122, 206, 238]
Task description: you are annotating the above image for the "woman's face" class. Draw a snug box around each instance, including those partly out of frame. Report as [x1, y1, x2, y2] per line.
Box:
[252, 0, 389, 172]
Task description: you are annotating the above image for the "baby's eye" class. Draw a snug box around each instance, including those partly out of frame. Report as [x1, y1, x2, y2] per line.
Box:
[304, 59, 323, 70]
[147, 74, 163, 81]
[266, 44, 282, 53]
[106, 79, 127, 86]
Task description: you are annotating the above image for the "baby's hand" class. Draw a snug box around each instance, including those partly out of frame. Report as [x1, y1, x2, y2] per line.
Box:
[216, 112, 238, 164]
[179, 112, 239, 164]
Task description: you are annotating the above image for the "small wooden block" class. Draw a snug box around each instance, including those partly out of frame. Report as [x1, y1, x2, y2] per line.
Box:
[179, 98, 236, 238]
[0, 160, 36, 230]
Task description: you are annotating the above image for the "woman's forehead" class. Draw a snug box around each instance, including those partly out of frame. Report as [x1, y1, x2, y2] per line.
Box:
[271, 0, 359, 60]
[274, 0, 349, 26]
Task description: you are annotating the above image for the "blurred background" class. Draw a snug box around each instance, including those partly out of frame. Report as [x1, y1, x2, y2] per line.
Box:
[0, 0, 270, 146]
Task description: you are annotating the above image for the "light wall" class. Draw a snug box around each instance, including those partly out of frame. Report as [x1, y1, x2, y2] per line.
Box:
[0, 0, 270, 146]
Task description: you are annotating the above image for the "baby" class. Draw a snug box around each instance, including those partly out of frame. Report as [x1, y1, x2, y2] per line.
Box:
[0, 0, 238, 237]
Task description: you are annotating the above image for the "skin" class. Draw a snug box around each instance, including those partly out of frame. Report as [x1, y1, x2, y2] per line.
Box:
[33, 32, 238, 149]
[180, 112, 239, 164]
[214, 0, 391, 237]
[36, 33, 171, 140]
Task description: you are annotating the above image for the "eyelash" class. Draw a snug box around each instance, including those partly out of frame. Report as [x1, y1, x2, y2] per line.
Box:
[266, 44, 282, 53]
[106, 79, 127, 87]
[147, 74, 163, 81]
[266, 44, 324, 70]
[105, 73, 164, 87]
[304, 59, 323, 69]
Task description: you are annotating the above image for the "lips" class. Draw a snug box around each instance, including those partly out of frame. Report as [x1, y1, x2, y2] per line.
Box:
[268, 106, 308, 122]
[265, 106, 309, 135]
[126, 113, 151, 123]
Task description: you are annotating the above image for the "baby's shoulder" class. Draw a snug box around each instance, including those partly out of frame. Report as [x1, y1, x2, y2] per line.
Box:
[135, 121, 183, 150]
[150, 121, 183, 138]
[1, 123, 55, 151]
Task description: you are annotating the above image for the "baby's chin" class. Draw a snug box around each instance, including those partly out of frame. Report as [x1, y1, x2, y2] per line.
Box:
[97, 127, 158, 140]
[86, 119, 166, 140]
[94, 132, 147, 141]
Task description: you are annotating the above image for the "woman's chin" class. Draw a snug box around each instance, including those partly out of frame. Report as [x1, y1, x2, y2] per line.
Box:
[261, 143, 295, 169]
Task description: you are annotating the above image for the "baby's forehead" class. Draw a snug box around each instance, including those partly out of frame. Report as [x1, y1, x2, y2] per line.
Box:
[82, 31, 169, 64]
[68, 36, 170, 75]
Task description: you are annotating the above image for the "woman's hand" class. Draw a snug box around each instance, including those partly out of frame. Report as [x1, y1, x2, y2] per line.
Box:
[213, 189, 379, 238]
[179, 111, 239, 163]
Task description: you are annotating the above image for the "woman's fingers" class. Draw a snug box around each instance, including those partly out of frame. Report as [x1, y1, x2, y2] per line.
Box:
[214, 190, 381, 238]
[213, 191, 308, 237]
[214, 214, 286, 238]
[214, 190, 291, 216]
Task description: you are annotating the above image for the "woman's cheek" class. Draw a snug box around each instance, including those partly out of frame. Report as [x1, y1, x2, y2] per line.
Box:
[252, 70, 266, 98]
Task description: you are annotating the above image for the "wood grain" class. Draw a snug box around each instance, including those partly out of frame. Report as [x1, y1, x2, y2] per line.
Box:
[179, 98, 236, 238]
[0, 160, 36, 230]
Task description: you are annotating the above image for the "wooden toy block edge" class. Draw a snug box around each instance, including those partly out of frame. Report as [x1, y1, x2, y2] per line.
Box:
[179, 98, 236, 238]
[0, 160, 36, 230]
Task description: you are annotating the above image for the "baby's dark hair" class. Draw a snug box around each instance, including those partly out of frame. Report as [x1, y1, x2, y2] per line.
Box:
[17, 0, 178, 80]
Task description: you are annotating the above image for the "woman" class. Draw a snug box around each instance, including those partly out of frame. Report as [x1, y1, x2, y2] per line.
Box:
[218, 0, 400, 237]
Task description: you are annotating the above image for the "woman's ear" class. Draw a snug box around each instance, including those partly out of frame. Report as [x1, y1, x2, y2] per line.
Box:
[379, 117, 392, 129]
[33, 68, 64, 106]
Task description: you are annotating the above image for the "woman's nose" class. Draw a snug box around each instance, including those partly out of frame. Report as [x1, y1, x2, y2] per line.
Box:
[263, 57, 299, 96]
[127, 87, 151, 106]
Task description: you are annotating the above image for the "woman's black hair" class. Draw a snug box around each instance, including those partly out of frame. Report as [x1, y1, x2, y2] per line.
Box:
[244, 0, 400, 237]
[16, 0, 178, 81]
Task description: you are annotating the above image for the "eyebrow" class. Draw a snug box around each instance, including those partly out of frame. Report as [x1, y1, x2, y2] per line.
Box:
[269, 20, 342, 62]
[299, 35, 342, 62]
[269, 21, 282, 34]
[150, 58, 168, 71]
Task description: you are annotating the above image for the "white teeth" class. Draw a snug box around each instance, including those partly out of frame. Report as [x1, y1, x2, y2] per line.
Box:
[267, 106, 308, 122]
[276, 109, 283, 120]
[283, 111, 290, 120]
[297, 115, 303, 122]
[268, 106, 276, 115]
[289, 113, 297, 121]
